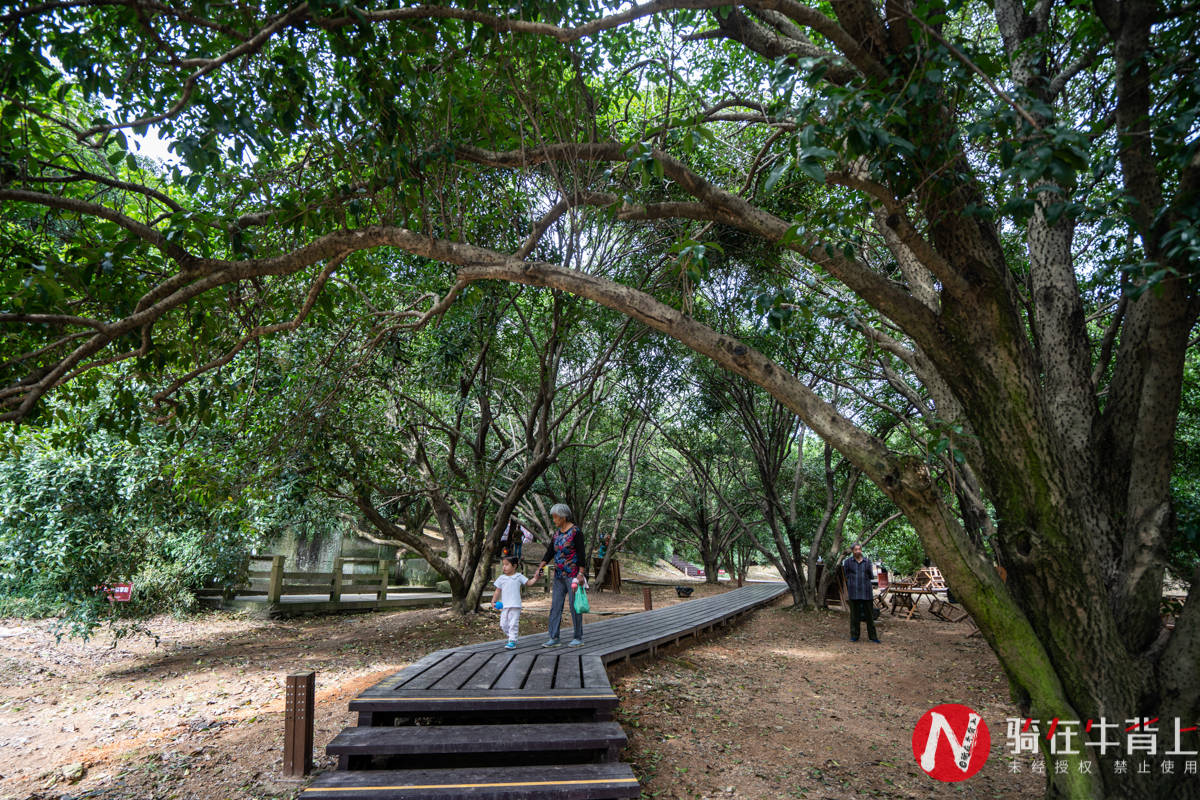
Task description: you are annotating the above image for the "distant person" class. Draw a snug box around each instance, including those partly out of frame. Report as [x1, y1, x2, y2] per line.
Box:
[492, 556, 529, 650]
[842, 542, 879, 643]
[533, 503, 585, 647]
[499, 518, 517, 560]
[520, 523, 534, 560]
[500, 517, 533, 561]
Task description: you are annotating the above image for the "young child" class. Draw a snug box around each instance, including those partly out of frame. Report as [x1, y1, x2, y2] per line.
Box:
[491, 556, 529, 649]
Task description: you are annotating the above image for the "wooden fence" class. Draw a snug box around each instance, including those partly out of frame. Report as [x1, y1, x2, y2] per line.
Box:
[240, 555, 396, 604]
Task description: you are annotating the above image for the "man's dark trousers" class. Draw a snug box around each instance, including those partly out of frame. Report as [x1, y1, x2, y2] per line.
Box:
[850, 598, 877, 641]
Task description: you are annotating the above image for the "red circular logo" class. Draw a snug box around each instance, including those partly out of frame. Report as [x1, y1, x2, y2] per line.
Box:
[911, 703, 991, 781]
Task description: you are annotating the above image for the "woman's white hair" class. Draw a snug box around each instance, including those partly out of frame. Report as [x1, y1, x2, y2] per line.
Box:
[549, 503, 574, 522]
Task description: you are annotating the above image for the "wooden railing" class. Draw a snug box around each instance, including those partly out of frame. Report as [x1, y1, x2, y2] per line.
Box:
[244, 555, 395, 604]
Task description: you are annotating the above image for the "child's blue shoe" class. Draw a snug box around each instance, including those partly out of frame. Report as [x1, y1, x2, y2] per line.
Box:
[504, 641, 517, 650]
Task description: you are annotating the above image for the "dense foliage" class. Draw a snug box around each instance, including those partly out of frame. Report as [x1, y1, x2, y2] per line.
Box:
[0, 419, 250, 634]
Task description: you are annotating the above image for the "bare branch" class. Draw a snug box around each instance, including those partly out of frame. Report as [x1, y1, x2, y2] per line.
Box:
[31, 159, 183, 213]
[152, 255, 345, 403]
[0, 313, 109, 331]
[0, 188, 180, 257]
[859, 510, 903, 547]
[1091, 295, 1127, 390]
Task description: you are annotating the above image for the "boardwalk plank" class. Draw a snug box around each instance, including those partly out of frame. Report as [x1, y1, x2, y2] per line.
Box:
[461, 653, 512, 691]
[362, 652, 451, 695]
[554, 654, 582, 689]
[399, 651, 473, 690]
[523, 653, 558, 690]
[325, 721, 625, 756]
[581, 657, 608, 689]
[429, 651, 492, 690]
[492, 653, 536, 690]
[347, 690, 618, 716]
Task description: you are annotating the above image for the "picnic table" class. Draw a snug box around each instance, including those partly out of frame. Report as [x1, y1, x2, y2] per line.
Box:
[876, 570, 971, 622]
[880, 583, 942, 619]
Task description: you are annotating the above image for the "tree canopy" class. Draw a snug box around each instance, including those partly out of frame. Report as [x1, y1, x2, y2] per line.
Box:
[1, 1, 1198, 796]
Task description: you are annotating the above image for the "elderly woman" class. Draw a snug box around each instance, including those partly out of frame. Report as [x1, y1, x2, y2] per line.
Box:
[533, 503, 585, 647]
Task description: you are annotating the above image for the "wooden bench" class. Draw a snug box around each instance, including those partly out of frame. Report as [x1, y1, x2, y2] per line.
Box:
[303, 762, 641, 799]
[327, 721, 626, 769]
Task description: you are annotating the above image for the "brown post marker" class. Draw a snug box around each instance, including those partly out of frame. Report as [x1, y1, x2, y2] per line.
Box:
[643, 586, 652, 611]
[377, 559, 392, 601]
[283, 672, 315, 777]
[267, 554, 285, 604]
[330, 557, 344, 602]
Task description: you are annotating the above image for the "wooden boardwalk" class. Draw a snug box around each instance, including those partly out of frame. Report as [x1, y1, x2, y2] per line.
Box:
[305, 582, 787, 799]
[218, 589, 452, 618]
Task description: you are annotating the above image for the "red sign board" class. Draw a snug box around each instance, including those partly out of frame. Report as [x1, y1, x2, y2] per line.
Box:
[106, 583, 133, 602]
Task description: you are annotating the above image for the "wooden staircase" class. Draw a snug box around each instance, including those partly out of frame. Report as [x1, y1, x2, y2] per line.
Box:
[302, 583, 788, 799]
[308, 653, 634, 799]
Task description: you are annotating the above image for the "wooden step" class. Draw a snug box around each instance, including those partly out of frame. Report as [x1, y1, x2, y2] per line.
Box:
[350, 687, 619, 725]
[303, 762, 640, 799]
[327, 721, 626, 766]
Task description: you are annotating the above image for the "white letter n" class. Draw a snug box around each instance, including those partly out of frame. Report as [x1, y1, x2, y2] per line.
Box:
[920, 711, 980, 773]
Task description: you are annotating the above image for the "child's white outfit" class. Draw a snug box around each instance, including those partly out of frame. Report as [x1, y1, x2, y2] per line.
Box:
[494, 572, 529, 643]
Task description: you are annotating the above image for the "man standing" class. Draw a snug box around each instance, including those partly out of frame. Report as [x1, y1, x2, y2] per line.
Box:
[842, 543, 880, 643]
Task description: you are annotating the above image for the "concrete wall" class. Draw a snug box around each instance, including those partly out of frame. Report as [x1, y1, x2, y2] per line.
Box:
[259, 528, 397, 573]
[258, 527, 458, 585]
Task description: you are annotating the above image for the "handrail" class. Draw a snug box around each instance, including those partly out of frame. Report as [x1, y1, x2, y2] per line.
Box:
[242, 555, 395, 604]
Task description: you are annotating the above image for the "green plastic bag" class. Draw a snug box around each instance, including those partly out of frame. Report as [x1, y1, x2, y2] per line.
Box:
[574, 584, 590, 614]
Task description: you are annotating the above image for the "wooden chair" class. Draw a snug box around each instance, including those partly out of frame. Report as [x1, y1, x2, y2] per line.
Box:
[592, 558, 622, 593]
[887, 580, 916, 615]
[928, 598, 971, 623]
[826, 569, 849, 609]
[915, 567, 947, 591]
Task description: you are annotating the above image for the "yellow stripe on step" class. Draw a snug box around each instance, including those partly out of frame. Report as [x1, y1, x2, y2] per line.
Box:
[304, 778, 639, 792]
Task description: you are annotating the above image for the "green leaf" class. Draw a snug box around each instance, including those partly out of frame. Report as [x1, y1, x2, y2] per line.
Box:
[796, 159, 826, 183]
[779, 223, 806, 247]
[763, 158, 791, 195]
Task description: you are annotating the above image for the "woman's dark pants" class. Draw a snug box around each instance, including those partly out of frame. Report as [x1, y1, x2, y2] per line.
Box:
[548, 569, 584, 641]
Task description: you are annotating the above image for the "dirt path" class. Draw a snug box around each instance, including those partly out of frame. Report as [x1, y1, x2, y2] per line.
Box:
[609, 598, 1040, 798]
[0, 583, 1039, 799]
